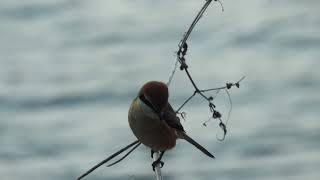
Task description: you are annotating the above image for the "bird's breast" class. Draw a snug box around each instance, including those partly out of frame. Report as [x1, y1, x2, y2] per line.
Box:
[128, 98, 176, 151]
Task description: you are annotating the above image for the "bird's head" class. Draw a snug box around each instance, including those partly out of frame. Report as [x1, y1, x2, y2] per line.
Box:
[138, 81, 169, 118]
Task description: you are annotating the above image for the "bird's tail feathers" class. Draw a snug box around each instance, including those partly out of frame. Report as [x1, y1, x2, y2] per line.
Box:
[179, 132, 215, 158]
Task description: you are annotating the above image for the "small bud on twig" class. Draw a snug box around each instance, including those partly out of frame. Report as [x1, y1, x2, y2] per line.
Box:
[226, 83, 232, 89]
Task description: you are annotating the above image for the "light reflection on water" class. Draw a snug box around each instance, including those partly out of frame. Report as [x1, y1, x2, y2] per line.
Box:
[0, 0, 319, 180]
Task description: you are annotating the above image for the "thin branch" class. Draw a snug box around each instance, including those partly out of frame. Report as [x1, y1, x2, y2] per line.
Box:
[107, 142, 141, 167]
[216, 0, 225, 12]
[200, 76, 246, 92]
[171, 0, 244, 142]
[184, 68, 200, 92]
[175, 91, 196, 113]
[224, 89, 232, 125]
[167, 0, 214, 85]
[153, 152, 163, 180]
[179, 0, 213, 49]
[167, 56, 179, 86]
[77, 140, 139, 180]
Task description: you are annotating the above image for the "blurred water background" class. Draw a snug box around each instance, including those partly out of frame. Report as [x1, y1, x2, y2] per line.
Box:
[0, 0, 319, 180]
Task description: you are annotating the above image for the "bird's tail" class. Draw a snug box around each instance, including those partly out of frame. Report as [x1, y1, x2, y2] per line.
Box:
[179, 132, 215, 158]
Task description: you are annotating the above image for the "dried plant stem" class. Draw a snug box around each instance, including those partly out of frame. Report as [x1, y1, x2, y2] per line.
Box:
[153, 152, 163, 180]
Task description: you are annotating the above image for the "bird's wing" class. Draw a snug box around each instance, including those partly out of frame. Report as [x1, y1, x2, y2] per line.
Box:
[164, 103, 214, 158]
[162, 103, 185, 132]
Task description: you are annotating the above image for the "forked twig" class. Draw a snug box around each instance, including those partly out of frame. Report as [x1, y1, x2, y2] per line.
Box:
[77, 140, 140, 180]
[168, 0, 244, 141]
[107, 142, 141, 167]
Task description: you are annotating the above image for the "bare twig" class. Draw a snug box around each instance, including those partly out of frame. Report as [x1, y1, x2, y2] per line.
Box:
[107, 142, 141, 167]
[168, 0, 244, 141]
[167, 0, 214, 85]
[216, 0, 225, 12]
[76, 140, 140, 180]
[200, 76, 246, 92]
[175, 91, 196, 113]
[153, 152, 163, 180]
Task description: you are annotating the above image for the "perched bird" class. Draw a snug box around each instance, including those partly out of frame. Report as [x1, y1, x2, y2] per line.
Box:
[128, 81, 214, 169]
[76, 81, 214, 180]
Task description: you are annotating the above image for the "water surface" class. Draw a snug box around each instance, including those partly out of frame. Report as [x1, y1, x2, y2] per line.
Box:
[0, 0, 319, 180]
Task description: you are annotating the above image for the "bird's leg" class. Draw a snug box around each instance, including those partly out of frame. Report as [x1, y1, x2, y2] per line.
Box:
[151, 150, 155, 158]
[152, 151, 165, 171]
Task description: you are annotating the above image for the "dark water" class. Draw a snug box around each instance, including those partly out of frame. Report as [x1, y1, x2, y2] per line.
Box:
[0, 0, 319, 180]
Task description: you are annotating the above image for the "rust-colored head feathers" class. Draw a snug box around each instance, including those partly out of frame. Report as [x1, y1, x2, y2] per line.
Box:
[139, 81, 169, 113]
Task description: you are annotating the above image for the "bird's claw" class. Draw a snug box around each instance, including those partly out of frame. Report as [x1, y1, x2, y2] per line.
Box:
[152, 160, 164, 171]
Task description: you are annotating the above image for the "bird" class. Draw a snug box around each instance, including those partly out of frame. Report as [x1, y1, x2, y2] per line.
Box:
[76, 81, 214, 180]
[128, 81, 214, 169]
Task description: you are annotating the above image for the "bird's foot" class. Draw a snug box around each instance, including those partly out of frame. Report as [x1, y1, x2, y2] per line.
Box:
[152, 160, 164, 171]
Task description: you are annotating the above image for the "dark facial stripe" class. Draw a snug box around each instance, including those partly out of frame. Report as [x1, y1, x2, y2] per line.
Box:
[139, 94, 157, 112]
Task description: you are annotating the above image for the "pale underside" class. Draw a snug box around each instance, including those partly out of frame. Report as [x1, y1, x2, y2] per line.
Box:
[128, 98, 177, 151]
